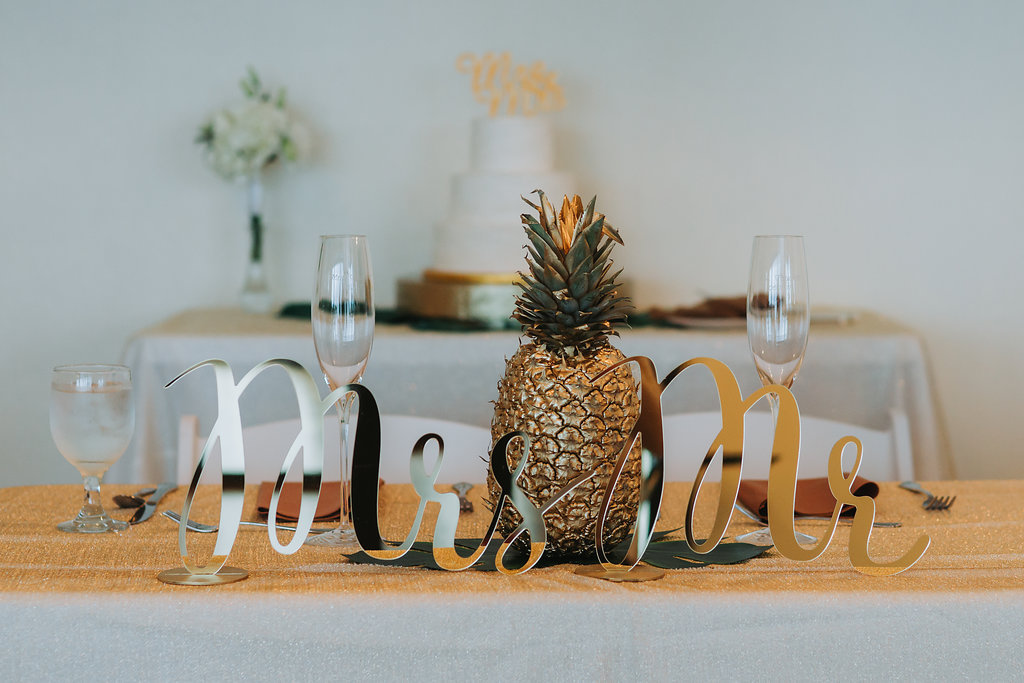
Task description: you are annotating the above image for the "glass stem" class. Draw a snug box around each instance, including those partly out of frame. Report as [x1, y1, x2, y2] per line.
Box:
[82, 475, 103, 516]
[767, 392, 780, 429]
[764, 391, 782, 482]
[338, 393, 355, 527]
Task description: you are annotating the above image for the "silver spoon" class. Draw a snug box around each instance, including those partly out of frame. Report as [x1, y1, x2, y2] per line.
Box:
[112, 487, 157, 509]
[162, 509, 335, 534]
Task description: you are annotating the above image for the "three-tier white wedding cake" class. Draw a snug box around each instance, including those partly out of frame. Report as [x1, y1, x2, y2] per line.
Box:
[427, 115, 575, 280]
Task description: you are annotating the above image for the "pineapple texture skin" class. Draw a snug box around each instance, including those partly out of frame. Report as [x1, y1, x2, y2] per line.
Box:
[486, 342, 641, 558]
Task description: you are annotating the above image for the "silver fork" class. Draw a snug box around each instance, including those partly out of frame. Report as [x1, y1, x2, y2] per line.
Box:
[899, 481, 956, 511]
[452, 482, 474, 512]
[733, 501, 901, 528]
[162, 510, 334, 534]
[733, 503, 818, 544]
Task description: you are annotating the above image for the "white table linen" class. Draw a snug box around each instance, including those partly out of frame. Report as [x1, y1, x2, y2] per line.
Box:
[3, 592, 1020, 680]
[114, 309, 951, 484]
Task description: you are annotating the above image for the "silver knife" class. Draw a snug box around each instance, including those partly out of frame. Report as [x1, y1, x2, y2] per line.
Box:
[129, 482, 178, 525]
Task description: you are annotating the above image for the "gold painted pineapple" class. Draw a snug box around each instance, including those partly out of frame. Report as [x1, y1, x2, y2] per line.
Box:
[486, 191, 640, 558]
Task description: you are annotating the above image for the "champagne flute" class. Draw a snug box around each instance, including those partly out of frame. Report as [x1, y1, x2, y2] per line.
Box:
[50, 364, 134, 533]
[735, 237, 810, 545]
[747, 235, 810, 419]
[305, 235, 374, 549]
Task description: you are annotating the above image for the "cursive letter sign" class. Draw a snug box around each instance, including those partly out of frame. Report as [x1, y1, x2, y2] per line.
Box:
[165, 359, 351, 577]
[347, 383, 596, 574]
[595, 356, 930, 576]
[164, 356, 929, 581]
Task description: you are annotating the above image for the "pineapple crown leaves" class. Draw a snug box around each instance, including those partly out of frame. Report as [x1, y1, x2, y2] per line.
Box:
[514, 190, 632, 355]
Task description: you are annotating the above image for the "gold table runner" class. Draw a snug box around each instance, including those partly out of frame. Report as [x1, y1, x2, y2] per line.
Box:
[1, 480, 1021, 594]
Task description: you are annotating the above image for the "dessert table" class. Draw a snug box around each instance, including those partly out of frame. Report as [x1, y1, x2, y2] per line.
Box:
[0, 480, 1020, 679]
[116, 308, 952, 486]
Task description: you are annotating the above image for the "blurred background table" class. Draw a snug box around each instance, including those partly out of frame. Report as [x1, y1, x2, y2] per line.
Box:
[115, 308, 951, 484]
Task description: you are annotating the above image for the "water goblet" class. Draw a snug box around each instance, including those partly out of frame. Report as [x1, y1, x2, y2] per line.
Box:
[305, 235, 374, 549]
[50, 364, 135, 533]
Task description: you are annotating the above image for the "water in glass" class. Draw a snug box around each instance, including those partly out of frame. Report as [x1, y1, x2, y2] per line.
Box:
[50, 364, 134, 533]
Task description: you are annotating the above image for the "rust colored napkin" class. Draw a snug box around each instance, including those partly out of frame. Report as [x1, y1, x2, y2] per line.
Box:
[651, 296, 748, 320]
[737, 476, 879, 519]
[256, 479, 383, 523]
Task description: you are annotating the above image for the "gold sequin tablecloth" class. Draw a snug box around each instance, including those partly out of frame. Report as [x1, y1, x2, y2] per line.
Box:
[1, 481, 1020, 595]
[1, 481, 1021, 680]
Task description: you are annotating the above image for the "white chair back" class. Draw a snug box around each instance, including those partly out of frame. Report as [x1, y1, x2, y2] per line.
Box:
[177, 414, 492, 486]
[178, 410, 913, 486]
[661, 410, 913, 482]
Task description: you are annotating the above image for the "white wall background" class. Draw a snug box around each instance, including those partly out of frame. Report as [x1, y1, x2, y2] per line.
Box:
[1, 0, 1021, 486]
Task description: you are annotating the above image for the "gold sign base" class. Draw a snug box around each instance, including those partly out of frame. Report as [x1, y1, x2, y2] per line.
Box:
[157, 566, 249, 586]
[574, 564, 665, 583]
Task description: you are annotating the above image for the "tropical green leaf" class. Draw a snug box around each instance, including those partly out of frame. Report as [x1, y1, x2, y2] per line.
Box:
[638, 539, 770, 569]
[343, 533, 770, 572]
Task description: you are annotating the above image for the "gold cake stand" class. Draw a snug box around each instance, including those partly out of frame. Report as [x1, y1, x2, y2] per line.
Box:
[397, 270, 521, 329]
[398, 271, 633, 330]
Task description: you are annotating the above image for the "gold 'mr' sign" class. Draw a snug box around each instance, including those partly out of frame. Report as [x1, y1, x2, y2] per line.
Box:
[160, 356, 930, 584]
[456, 52, 565, 117]
[595, 356, 930, 577]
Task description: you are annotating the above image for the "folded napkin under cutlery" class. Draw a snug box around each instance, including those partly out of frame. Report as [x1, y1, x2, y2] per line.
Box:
[256, 479, 383, 523]
[737, 476, 879, 520]
[647, 296, 855, 327]
[650, 296, 749, 321]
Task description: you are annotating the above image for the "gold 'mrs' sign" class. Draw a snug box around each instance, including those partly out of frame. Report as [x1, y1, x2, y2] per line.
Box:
[456, 52, 566, 117]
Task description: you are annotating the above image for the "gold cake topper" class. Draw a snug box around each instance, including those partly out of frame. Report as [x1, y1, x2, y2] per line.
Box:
[158, 355, 930, 585]
[456, 52, 565, 116]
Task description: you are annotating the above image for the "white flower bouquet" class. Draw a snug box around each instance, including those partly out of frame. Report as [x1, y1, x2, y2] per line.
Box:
[196, 68, 306, 312]
[196, 68, 301, 180]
